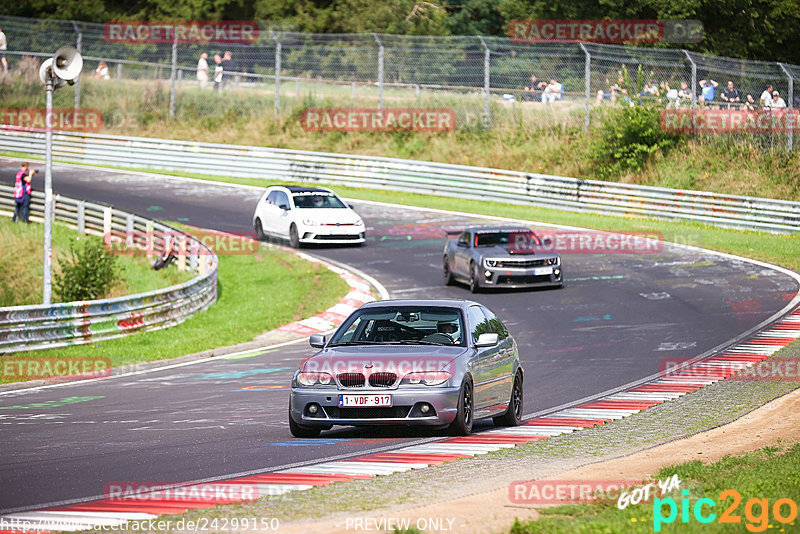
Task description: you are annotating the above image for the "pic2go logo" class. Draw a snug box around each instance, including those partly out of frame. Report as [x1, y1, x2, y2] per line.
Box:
[654, 489, 799, 532]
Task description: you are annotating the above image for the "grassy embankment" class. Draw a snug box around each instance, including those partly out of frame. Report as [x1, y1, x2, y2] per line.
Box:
[509, 443, 800, 533]
[0, 216, 192, 307]
[2, 73, 798, 201]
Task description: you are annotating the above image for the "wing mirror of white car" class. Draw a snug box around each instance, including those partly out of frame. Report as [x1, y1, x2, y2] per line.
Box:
[278, 204, 289, 211]
[309, 334, 327, 348]
[475, 333, 499, 347]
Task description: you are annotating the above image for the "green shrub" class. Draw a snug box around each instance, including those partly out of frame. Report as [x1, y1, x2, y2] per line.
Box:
[53, 238, 121, 302]
[590, 103, 686, 179]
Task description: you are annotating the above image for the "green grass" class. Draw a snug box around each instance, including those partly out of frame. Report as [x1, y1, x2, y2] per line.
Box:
[510, 443, 800, 533]
[6, 242, 350, 371]
[0, 215, 191, 307]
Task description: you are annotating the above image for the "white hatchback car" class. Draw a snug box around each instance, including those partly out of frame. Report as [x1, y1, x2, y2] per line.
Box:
[252, 186, 366, 248]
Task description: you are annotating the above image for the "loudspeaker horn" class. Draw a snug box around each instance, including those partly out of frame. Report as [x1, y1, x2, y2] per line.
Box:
[52, 45, 83, 82]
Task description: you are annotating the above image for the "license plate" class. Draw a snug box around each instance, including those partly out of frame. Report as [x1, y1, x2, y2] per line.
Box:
[338, 394, 392, 407]
[533, 266, 553, 276]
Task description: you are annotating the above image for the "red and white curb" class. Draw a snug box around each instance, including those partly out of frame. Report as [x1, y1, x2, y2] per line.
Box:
[274, 253, 380, 337]
[3, 307, 797, 532]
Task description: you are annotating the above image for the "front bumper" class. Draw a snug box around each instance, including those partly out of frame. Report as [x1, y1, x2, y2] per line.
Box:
[299, 229, 366, 244]
[480, 265, 563, 289]
[289, 386, 460, 427]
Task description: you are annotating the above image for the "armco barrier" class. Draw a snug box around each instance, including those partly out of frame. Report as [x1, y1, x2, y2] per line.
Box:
[2, 127, 799, 233]
[0, 185, 218, 353]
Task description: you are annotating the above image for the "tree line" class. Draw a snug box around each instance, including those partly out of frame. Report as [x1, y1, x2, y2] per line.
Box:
[7, 0, 799, 64]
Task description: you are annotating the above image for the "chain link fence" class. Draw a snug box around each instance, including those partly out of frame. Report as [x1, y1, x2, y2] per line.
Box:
[0, 15, 798, 148]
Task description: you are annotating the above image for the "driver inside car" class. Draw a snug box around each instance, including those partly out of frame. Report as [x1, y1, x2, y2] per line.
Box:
[437, 321, 460, 344]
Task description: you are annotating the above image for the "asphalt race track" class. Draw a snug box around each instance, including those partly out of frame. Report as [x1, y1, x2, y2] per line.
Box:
[1, 159, 797, 512]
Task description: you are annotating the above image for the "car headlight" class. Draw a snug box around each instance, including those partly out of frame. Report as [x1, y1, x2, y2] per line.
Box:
[401, 371, 451, 386]
[484, 259, 498, 268]
[296, 371, 334, 387]
[546, 257, 561, 266]
[302, 219, 317, 227]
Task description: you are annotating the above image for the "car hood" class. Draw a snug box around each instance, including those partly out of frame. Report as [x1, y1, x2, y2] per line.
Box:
[297, 208, 362, 225]
[300, 345, 468, 375]
[477, 245, 558, 258]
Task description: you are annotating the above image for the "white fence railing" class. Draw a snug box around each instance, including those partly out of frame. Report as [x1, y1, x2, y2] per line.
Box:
[0, 184, 218, 353]
[2, 128, 799, 233]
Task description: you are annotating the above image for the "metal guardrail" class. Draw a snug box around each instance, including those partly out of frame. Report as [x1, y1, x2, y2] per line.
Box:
[2, 128, 799, 233]
[0, 184, 218, 353]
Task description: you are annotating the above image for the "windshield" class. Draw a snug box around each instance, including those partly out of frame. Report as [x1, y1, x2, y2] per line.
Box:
[475, 231, 540, 247]
[293, 193, 347, 209]
[329, 306, 466, 346]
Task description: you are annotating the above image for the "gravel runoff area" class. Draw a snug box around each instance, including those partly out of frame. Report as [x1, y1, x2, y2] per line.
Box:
[158, 338, 800, 534]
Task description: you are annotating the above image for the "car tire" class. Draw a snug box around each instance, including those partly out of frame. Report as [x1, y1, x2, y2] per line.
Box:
[289, 224, 301, 249]
[443, 256, 455, 286]
[449, 376, 474, 436]
[254, 219, 266, 241]
[289, 412, 321, 438]
[494, 371, 523, 427]
[469, 262, 481, 293]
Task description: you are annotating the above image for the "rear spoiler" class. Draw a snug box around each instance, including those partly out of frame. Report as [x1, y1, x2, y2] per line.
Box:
[445, 229, 463, 237]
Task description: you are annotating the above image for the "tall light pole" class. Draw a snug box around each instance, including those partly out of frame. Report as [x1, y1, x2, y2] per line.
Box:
[38, 46, 83, 305]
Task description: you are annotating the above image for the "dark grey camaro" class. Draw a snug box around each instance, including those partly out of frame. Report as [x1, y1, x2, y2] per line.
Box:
[443, 226, 563, 292]
[288, 299, 524, 437]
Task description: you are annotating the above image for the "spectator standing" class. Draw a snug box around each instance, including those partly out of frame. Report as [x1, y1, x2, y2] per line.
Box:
[759, 84, 773, 109]
[699, 79, 718, 104]
[541, 78, 563, 105]
[0, 27, 7, 74]
[220, 51, 237, 88]
[213, 53, 223, 92]
[720, 81, 741, 107]
[94, 61, 110, 80]
[12, 163, 36, 224]
[196, 52, 209, 88]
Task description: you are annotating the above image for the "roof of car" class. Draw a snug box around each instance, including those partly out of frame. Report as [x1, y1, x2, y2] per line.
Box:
[284, 186, 332, 194]
[466, 226, 533, 234]
[360, 299, 481, 310]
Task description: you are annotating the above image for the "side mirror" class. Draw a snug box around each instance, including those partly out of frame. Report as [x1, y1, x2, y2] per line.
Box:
[475, 333, 499, 348]
[457, 241, 468, 248]
[278, 203, 289, 211]
[309, 334, 326, 348]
